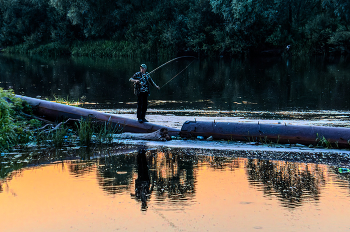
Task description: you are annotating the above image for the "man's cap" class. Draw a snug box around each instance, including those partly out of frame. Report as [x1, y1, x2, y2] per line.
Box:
[140, 64, 147, 69]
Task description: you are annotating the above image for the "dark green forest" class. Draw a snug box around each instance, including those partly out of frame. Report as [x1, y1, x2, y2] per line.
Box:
[0, 0, 349, 57]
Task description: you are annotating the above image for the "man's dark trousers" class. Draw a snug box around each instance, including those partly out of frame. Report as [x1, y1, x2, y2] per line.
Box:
[137, 92, 148, 120]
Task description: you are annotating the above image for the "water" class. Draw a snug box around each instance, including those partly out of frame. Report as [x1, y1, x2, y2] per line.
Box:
[1, 53, 350, 231]
[1, 53, 350, 111]
[1, 146, 350, 231]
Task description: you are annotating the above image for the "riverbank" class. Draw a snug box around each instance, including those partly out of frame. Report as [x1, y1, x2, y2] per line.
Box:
[2, 40, 178, 59]
[3, 38, 350, 60]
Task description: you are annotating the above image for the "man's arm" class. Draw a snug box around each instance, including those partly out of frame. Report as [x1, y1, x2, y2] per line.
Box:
[129, 78, 140, 83]
[129, 72, 141, 83]
[148, 75, 160, 89]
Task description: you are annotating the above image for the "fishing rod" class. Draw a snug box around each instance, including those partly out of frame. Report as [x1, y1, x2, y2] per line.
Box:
[148, 56, 197, 76]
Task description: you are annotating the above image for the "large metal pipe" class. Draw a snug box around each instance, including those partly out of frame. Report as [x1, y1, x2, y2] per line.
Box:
[16, 95, 180, 135]
[180, 121, 350, 148]
[16, 95, 350, 148]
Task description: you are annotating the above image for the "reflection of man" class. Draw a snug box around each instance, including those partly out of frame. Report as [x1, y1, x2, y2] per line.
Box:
[135, 147, 151, 210]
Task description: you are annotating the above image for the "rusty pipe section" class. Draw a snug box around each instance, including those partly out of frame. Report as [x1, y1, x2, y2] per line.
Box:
[17, 95, 180, 135]
[180, 121, 350, 148]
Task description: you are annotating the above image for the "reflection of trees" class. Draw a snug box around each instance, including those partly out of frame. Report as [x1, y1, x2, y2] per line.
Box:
[96, 154, 135, 194]
[145, 148, 244, 203]
[247, 159, 326, 208]
[0, 152, 30, 180]
[60, 147, 96, 177]
[148, 150, 196, 201]
[0, 168, 24, 195]
[67, 160, 95, 177]
[89, 148, 198, 204]
[63, 146, 138, 195]
[206, 155, 241, 170]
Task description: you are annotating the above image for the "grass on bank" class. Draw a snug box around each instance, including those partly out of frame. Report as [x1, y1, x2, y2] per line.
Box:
[3, 40, 176, 59]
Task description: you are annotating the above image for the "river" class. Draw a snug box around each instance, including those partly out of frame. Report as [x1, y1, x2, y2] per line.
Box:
[1, 53, 350, 112]
[1, 53, 350, 231]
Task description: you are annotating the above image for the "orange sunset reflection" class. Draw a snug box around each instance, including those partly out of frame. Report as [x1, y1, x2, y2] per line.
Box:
[1, 148, 350, 231]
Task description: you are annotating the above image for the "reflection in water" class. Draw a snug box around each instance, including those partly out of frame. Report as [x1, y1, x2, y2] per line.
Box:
[93, 148, 197, 208]
[2, 147, 350, 231]
[332, 167, 350, 190]
[149, 150, 196, 203]
[247, 159, 326, 208]
[97, 154, 135, 194]
[68, 160, 95, 177]
[3, 146, 349, 210]
[133, 147, 151, 210]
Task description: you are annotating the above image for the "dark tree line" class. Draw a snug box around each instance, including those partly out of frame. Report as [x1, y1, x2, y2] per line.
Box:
[0, 0, 349, 56]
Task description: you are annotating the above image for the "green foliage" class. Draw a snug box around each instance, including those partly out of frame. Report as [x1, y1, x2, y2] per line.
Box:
[71, 40, 137, 57]
[95, 122, 122, 144]
[36, 131, 48, 146]
[52, 95, 81, 106]
[209, 0, 277, 52]
[0, 0, 49, 46]
[77, 118, 93, 146]
[50, 127, 68, 148]
[322, 0, 350, 28]
[328, 31, 350, 53]
[29, 42, 71, 56]
[1, 0, 350, 56]
[302, 13, 337, 53]
[316, 133, 333, 149]
[0, 89, 121, 151]
[0, 88, 41, 152]
[77, 118, 122, 146]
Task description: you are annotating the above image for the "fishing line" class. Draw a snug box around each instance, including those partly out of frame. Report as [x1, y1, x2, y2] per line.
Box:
[160, 59, 196, 89]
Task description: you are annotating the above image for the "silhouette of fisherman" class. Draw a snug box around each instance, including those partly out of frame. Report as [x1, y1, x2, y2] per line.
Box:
[129, 64, 160, 123]
[135, 147, 151, 210]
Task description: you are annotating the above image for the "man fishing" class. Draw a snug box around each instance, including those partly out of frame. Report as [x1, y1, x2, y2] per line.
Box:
[129, 64, 160, 123]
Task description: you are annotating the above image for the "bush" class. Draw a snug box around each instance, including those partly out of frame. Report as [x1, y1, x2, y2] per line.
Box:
[71, 40, 149, 58]
[29, 42, 71, 56]
[328, 31, 350, 53]
[0, 89, 41, 152]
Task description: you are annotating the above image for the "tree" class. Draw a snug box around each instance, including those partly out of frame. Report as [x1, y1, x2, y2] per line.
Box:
[0, 0, 49, 46]
[209, 0, 279, 53]
[323, 0, 350, 29]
